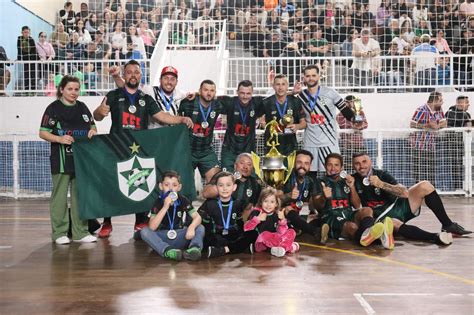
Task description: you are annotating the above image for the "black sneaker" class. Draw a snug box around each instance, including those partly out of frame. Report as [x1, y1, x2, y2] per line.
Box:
[183, 247, 202, 261]
[207, 246, 226, 258]
[442, 222, 472, 236]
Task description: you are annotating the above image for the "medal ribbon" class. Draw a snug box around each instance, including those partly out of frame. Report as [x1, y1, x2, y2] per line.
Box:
[237, 99, 249, 125]
[291, 175, 307, 202]
[306, 86, 321, 114]
[199, 99, 212, 124]
[123, 88, 138, 107]
[218, 199, 233, 231]
[275, 97, 288, 119]
[159, 88, 173, 111]
[161, 191, 180, 229]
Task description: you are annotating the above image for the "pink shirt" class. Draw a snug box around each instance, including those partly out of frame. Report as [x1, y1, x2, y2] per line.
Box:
[36, 41, 56, 60]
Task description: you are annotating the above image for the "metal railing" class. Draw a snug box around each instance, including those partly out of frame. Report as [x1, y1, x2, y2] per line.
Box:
[1, 128, 472, 199]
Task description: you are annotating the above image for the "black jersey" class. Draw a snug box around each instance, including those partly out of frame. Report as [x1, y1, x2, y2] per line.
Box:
[282, 173, 322, 205]
[179, 97, 224, 152]
[40, 99, 95, 174]
[248, 209, 280, 233]
[150, 194, 196, 230]
[233, 176, 263, 206]
[353, 169, 398, 210]
[106, 88, 160, 133]
[199, 198, 244, 235]
[261, 95, 304, 156]
[219, 96, 264, 154]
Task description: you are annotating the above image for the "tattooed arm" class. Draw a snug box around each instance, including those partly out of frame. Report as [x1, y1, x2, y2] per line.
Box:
[369, 175, 409, 198]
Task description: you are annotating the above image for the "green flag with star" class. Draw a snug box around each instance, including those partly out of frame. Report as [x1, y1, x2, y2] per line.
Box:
[73, 125, 196, 220]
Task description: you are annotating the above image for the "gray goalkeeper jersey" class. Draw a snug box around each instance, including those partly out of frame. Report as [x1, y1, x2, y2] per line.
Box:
[297, 86, 346, 147]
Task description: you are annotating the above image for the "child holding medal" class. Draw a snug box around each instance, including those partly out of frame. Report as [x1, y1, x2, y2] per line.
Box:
[140, 171, 205, 261]
[199, 172, 258, 258]
[244, 188, 299, 257]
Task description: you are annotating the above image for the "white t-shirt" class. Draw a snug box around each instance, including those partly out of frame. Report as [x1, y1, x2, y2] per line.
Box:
[352, 38, 381, 71]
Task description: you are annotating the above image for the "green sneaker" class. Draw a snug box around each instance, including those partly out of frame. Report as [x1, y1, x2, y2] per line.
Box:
[164, 249, 183, 261]
[183, 247, 202, 261]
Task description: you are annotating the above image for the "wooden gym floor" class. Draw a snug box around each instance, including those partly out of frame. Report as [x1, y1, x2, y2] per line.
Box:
[1, 198, 473, 315]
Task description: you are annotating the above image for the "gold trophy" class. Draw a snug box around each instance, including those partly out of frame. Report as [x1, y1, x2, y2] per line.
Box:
[251, 119, 295, 189]
[353, 97, 364, 123]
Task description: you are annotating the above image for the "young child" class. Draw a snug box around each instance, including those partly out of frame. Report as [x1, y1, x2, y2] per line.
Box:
[200, 171, 258, 258]
[244, 187, 299, 257]
[39, 75, 97, 245]
[140, 171, 205, 261]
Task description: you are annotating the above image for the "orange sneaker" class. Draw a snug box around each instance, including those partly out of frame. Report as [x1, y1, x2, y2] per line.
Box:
[98, 223, 113, 238]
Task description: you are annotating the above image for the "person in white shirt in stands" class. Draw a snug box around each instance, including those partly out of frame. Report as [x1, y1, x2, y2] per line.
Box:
[411, 34, 439, 92]
[350, 28, 381, 92]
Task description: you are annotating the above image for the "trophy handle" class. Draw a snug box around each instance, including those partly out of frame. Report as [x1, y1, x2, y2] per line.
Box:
[283, 151, 296, 184]
[251, 151, 263, 182]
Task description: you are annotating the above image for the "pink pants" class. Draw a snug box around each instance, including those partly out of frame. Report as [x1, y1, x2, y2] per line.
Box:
[255, 229, 296, 253]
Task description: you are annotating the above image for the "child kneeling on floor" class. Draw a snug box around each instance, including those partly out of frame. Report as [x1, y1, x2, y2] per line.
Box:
[140, 171, 204, 261]
[244, 187, 299, 257]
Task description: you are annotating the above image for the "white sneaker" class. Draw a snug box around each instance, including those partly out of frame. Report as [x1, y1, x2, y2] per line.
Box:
[270, 246, 286, 257]
[437, 232, 453, 245]
[55, 236, 71, 245]
[74, 235, 97, 243]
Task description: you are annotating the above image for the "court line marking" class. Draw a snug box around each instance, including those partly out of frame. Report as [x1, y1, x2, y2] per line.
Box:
[353, 294, 375, 315]
[300, 242, 474, 286]
[0, 218, 133, 225]
[0, 246, 13, 249]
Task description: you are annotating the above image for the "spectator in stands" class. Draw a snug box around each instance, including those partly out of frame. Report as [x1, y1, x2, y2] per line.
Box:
[0, 46, 11, 96]
[75, 2, 92, 24]
[322, 16, 339, 48]
[336, 95, 368, 167]
[66, 32, 85, 60]
[376, 0, 392, 29]
[110, 21, 126, 60]
[460, 0, 474, 20]
[149, 8, 163, 37]
[307, 27, 329, 57]
[130, 7, 146, 27]
[411, 34, 438, 92]
[242, 13, 266, 50]
[51, 23, 69, 61]
[338, 14, 355, 43]
[280, 31, 306, 85]
[123, 25, 146, 60]
[453, 29, 473, 87]
[413, 0, 429, 27]
[125, 0, 140, 20]
[341, 28, 358, 67]
[263, 30, 286, 58]
[138, 20, 156, 58]
[36, 32, 55, 86]
[276, 0, 296, 19]
[276, 18, 293, 43]
[350, 28, 381, 92]
[17, 25, 38, 92]
[83, 63, 97, 94]
[409, 91, 446, 184]
[86, 31, 111, 75]
[103, 11, 115, 35]
[400, 20, 416, 45]
[380, 41, 405, 89]
[446, 95, 472, 127]
[437, 55, 451, 86]
[428, 0, 445, 30]
[104, 0, 122, 17]
[434, 30, 453, 54]
[415, 18, 432, 36]
[75, 20, 92, 45]
[85, 13, 99, 38]
[59, 1, 76, 34]
[115, 10, 126, 26]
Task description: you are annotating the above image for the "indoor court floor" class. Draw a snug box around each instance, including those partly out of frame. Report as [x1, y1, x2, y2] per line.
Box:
[1, 198, 473, 314]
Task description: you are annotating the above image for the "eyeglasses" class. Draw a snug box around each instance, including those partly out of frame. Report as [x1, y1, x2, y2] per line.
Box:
[40, 35, 46, 38]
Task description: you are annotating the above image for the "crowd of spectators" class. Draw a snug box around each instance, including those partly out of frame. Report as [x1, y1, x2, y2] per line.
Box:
[2, 0, 474, 95]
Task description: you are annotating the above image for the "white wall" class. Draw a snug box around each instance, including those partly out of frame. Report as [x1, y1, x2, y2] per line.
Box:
[1, 92, 473, 137]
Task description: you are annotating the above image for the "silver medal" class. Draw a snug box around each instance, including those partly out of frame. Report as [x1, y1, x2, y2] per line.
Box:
[296, 200, 304, 208]
[233, 171, 242, 180]
[339, 170, 347, 179]
[201, 121, 209, 129]
[167, 230, 177, 240]
[222, 229, 229, 235]
[129, 105, 136, 113]
[169, 191, 178, 202]
[363, 177, 370, 186]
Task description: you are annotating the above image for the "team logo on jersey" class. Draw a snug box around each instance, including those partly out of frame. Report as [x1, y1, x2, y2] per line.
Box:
[192, 111, 199, 115]
[303, 190, 309, 198]
[232, 213, 237, 219]
[358, 190, 363, 194]
[117, 155, 156, 202]
[48, 118, 56, 126]
[82, 115, 90, 123]
[210, 111, 216, 119]
[287, 109, 293, 115]
[177, 211, 182, 218]
[344, 185, 350, 194]
[250, 110, 255, 117]
[375, 188, 381, 195]
[139, 99, 146, 107]
[337, 217, 344, 221]
[119, 98, 125, 101]
[246, 189, 253, 197]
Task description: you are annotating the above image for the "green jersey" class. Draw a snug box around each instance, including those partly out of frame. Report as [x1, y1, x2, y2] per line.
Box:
[261, 95, 304, 156]
[179, 96, 224, 152]
[320, 176, 353, 214]
[106, 88, 160, 133]
[353, 169, 398, 211]
[282, 173, 321, 206]
[219, 96, 264, 154]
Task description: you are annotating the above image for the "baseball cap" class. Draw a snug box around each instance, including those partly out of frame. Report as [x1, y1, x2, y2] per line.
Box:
[161, 66, 178, 78]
